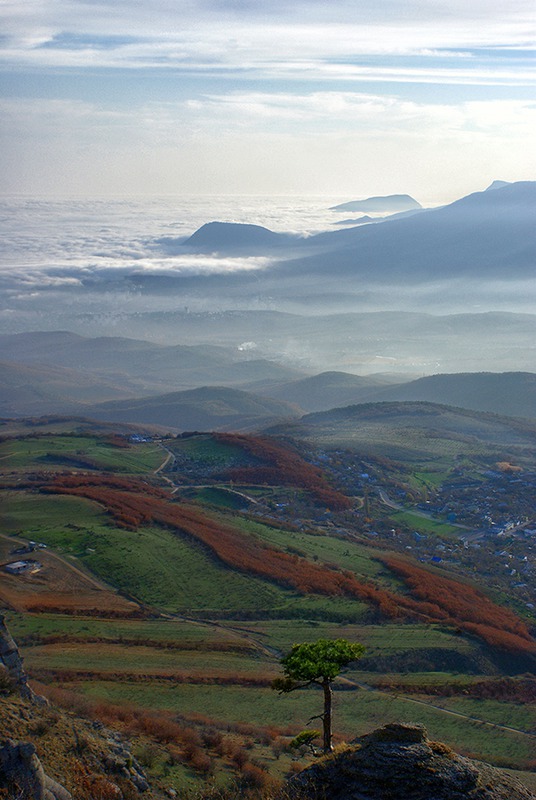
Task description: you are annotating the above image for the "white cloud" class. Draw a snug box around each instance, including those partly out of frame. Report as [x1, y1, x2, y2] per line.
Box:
[0, 1, 534, 71]
[1, 91, 534, 197]
[1, 1, 534, 196]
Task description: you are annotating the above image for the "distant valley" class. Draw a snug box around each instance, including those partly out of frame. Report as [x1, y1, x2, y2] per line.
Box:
[1, 329, 536, 427]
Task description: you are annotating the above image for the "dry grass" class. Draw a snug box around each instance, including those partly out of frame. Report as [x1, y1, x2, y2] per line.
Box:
[0, 534, 140, 616]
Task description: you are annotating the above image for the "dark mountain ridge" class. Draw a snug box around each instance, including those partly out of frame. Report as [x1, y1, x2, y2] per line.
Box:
[183, 221, 301, 252]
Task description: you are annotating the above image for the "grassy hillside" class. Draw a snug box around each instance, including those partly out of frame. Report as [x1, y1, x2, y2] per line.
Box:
[0, 433, 164, 473]
[269, 401, 536, 464]
[1, 422, 535, 792]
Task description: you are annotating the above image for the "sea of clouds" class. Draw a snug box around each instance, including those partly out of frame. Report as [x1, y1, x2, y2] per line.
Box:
[1, 193, 535, 339]
[0, 194, 355, 332]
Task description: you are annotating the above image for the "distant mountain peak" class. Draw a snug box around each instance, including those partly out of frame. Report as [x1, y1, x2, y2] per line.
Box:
[184, 221, 297, 251]
[330, 194, 422, 213]
[485, 180, 511, 191]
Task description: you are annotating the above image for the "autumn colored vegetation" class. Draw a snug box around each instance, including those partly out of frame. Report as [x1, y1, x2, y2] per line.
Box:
[36, 474, 536, 656]
[42, 474, 169, 528]
[39, 474, 407, 617]
[213, 433, 352, 510]
[18, 633, 255, 654]
[23, 605, 147, 617]
[383, 556, 536, 655]
[32, 668, 275, 687]
[36, 682, 285, 785]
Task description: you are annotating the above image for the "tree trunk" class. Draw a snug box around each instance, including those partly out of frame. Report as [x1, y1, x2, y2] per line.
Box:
[322, 678, 333, 752]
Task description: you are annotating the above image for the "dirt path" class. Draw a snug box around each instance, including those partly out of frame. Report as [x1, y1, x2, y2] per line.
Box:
[336, 674, 536, 739]
[154, 444, 175, 474]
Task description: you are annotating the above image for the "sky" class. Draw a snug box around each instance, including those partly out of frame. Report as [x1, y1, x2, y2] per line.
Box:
[1, 0, 535, 202]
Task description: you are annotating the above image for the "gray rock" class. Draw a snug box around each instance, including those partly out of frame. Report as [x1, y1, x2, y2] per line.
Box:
[0, 739, 72, 800]
[0, 614, 47, 705]
[284, 723, 536, 800]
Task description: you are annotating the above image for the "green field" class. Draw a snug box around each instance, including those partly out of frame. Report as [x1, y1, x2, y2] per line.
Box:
[226, 516, 389, 580]
[387, 510, 461, 538]
[4, 612, 242, 646]
[192, 487, 249, 509]
[167, 435, 243, 466]
[72, 679, 536, 769]
[0, 491, 286, 613]
[24, 643, 274, 677]
[223, 620, 482, 658]
[0, 435, 163, 473]
[0, 491, 372, 619]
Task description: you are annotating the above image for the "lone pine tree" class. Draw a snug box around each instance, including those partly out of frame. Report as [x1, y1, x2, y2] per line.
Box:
[272, 638, 365, 753]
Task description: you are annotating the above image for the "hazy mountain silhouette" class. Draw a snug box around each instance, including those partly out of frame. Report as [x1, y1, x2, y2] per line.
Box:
[0, 360, 134, 416]
[486, 180, 511, 191]
[87, 386, 301, 431]
[370, 371, 536, 419]
[183, 221, 299, 252]
[329, 194, 422, 212]
[280, 181, 536, 281]
[334, 215, 375, 226]
[257, 370, 536, 419]
[155, 309, 536, 374]
[0, 331, 305, 396]
[253, 370, 407, 411]
[171, 182, 535, 284]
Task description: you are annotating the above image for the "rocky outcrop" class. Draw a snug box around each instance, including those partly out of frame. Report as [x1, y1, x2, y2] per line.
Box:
[285, 723, 536, 799]
[0, 613, 45, 704]
[0, 739, 72, 800]
[102, 730, 149, 792]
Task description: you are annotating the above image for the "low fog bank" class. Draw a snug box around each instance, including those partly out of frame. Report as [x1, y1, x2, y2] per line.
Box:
[1, 182, 535, 376]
